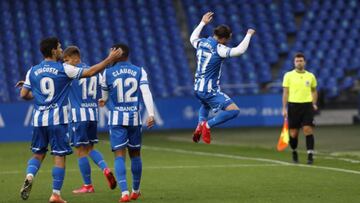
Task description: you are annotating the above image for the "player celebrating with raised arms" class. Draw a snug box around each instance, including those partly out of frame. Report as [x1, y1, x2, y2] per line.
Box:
[99, 44, 155, 202]
[190, 12, 255, 144]
[63, 46, 116, 194]
[17, 37, 122, 203]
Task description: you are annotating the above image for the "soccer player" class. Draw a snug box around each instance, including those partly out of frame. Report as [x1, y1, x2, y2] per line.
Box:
[282, 52, 318, 164]
[99, 44, 155, 202]
[190, 12, 256, 144]
[63, 46, 116, 194]
[17, 37, 122, 203]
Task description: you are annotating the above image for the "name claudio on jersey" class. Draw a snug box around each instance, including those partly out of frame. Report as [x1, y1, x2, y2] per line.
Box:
[112, 68, 137, 77]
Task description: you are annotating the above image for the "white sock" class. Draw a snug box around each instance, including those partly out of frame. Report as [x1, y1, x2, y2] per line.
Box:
[205, 122, 210, 129]
[52, 190, 61, 195]
[132, 188, 140, 193]
[122, 191, 129, 197]
[26, 174, 34, 179]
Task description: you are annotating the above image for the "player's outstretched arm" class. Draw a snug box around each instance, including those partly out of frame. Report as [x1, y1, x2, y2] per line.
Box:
[190, 12, 214, 48]
[227, 29, 255, 57]
[81, 48, 123, 78]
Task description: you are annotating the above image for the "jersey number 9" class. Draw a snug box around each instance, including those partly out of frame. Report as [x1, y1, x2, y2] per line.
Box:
[40, 77, 55, 102]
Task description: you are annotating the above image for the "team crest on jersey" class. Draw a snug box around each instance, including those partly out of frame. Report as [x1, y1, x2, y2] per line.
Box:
[305, 80, 310, 87]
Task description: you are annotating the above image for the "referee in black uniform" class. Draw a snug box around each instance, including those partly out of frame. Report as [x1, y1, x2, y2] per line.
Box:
[282, 53, 318, 164]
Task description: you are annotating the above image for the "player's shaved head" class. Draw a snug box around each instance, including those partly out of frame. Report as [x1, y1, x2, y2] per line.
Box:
[112, 43, 129, 59]
[63, 46, 81, 58]
[40, 37, 60, 58]
[214, 25, 232, 39]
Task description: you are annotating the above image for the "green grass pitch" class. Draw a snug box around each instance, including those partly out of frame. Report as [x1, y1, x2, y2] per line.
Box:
[1, 125, 360, 203]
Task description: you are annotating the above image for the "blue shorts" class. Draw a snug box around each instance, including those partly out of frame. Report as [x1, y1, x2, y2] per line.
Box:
[195, 91, 234, 112]
[31, 124, 73, 156]
[69, 121, 98, 147]
[109, 125, 142, 151]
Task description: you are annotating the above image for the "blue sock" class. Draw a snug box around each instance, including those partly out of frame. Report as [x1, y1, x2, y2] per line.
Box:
[198, 105, 210, 123]
[131, 157, 142, 191]
[89, 150, 108, 171]
[26, 158, 41, 177]
[207, 110, 239, 128]
[78, 157, 92, 185]
[114, 156, 128, 192]
[52, 167, 65, 191]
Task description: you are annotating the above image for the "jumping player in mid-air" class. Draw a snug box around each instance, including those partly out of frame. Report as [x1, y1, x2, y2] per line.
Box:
[190, 12, 255, 144]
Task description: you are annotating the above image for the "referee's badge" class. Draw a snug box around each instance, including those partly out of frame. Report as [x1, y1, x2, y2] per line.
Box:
[305, 80, 310, 87]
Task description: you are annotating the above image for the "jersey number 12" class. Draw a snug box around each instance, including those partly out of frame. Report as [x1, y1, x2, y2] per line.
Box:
[113, 78, 138, 103]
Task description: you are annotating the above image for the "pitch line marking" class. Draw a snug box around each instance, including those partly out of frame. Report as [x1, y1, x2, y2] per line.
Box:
[143, 145, 360, 175]
[167, 137, 360, 164]
[0, 164, 285, 175]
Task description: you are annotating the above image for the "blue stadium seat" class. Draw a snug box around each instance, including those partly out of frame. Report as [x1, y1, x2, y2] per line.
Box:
[325, 78, 339, 98]
[340, 77, 355, 90]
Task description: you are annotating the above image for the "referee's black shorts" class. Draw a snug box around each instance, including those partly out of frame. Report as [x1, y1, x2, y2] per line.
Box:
[287, 102, 314, 129]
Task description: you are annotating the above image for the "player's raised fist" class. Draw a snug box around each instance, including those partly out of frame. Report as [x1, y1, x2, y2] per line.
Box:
[247, 29, 256, 35]
[201, 12, 214, 24]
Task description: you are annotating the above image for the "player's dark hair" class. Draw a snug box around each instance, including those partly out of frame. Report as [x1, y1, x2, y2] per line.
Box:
[40, 37, 60, 58]
[294, 52, 306, 60]
[214, 25, 232, 39]
[111, 43, 129, 58]
[63, 46, 81, 57]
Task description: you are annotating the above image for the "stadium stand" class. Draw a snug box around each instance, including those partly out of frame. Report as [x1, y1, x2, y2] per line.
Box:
[0, 0, 359, 106]
[0, 0, 193, 101]
[280, 0, 360, 99]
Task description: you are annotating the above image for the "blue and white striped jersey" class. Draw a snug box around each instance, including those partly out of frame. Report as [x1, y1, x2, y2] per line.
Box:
[101, 61, 149, 126]
[193, 37, 231, 93]
[68, 63, 101, 122]
[23, 61, 83, 127]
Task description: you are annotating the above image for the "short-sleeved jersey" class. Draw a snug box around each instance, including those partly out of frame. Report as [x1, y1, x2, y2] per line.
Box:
[101, 61, 149, 126]
[68, 63, 101, 122]
[23, 61, 83, 126]
[282, 69, 317, 103]
[193, 37, 231, 93]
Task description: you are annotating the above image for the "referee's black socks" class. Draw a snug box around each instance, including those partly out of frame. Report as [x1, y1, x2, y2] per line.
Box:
[289, 136, 298, 150]
[306, 134, 315, 154]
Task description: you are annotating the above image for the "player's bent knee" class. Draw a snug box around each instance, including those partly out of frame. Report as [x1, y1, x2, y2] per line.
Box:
[225, 103, 239, 111]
